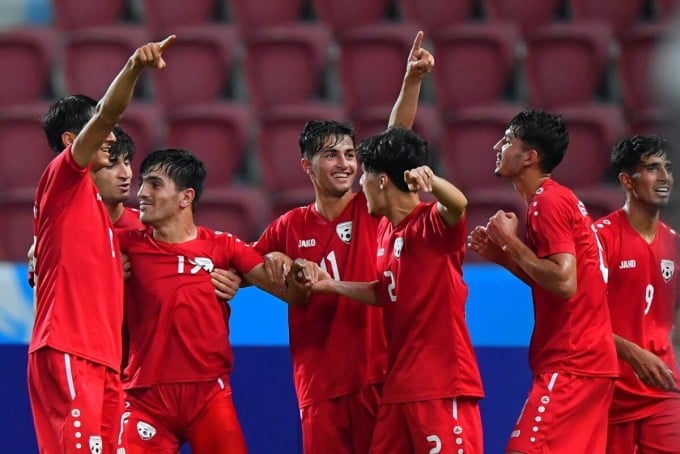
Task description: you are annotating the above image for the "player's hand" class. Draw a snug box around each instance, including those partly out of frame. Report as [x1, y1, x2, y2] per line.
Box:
[290, 259, 329, 285]
[121, 253, 132, 280]
[404, 165, 434, 193]
[627, 344, 677, 390]
[467, 225, 507, 264]
[210, 267, 242, 301]
[405, 31, 435, 81]
[131, 35, 175, 70]
[486, 210, 519, 249]
[264, 252, 293, 289]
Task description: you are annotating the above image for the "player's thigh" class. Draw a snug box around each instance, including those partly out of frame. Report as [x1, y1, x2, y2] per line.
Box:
[300, 396, 352, 454]
[404, 398, 483, 454]
[638, 398, 680, 454]
[187, 388, 247, 454]
[506, 373, 614, 454]
[606, 421, 636, 454]
[29, 349, 112, 454]
[121, 390, 180, 454]
[369, 403, 411, 454]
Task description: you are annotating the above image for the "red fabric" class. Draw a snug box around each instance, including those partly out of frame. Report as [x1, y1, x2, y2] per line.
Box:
[375, 203, 483, 403]
[525, 179, 618, 376]
[254, 192, 387, 406]
[31, 145, 124, 371]
[606, 398, 680, 454]
[115, 206, 142, 229]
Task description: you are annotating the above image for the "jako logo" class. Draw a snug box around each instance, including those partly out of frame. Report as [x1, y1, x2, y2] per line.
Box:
[619, 260, 636, 269]
[298, 239, 316, 248]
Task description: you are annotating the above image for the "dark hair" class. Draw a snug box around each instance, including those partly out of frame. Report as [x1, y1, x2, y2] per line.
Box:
[357, 126, 430, 193]
[299, 120, 356, 160]
[41, 95, 98, 153]
[508, 108, 569, 173]
[611, 135, 672, 175]
[110, 125, 135, 163]
[139, 149, 206, 211]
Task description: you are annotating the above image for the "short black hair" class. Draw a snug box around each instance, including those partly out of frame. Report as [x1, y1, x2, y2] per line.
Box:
[611, 135, 672, 175]
[139, 149, 206, 211]
[508, 108, 569, 173]
[357, 126, 430, 193]
[299, 120, 356, 160]
[110, 125, 135, 163]
[41, 95, 98, 153]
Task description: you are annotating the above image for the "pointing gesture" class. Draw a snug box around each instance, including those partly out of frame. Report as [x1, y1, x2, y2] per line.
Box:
[406, 31, 435, 81]
[132, 34, 176, 70]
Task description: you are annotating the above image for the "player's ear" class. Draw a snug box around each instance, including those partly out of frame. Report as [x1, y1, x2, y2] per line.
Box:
[61, 131, 76, 148]
[618, 172, 633, 191]
[301, 157, 312, 175]
[180, 188, 195, 209]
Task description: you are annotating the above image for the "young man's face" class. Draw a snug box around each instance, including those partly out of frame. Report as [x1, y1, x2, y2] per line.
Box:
[137, 168, 187, 227]
[303, 134, 357, 198]
[493, 128, 530, 178]
[627, 154, 673, 208]
[92, 154, 132, 205]
[360, 167, 384, 217]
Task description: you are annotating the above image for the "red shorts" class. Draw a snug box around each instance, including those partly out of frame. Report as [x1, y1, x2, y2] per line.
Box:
[300, 383, 382, 454]
[506, 372, 615, 454]
[369, 397, 483, 454]
[121, 377, 246, 454]
[606, 397, 680, 454]
[28, 347, 123, 454]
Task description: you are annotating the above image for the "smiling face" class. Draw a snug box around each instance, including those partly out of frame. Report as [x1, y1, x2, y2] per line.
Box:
[493, 128, 530, 178]
[137, 168, 191, 227]
[92, 152, 132, 205]
[303, 134, 357, 198]
[625, 154, 673, 208]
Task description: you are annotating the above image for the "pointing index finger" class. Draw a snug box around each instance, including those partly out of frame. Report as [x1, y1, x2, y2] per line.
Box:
[158, 34, 176, 51]
[411, 31, 424, 53]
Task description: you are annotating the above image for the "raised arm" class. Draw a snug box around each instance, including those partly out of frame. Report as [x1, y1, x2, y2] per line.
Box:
[404, 166, 466, 226]
[71, 35, 175, 168]
[388, 31, 435, 129]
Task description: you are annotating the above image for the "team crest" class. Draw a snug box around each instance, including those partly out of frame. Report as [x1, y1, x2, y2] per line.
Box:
[336, 221, 352, 244]
[393, 237, 404, 259]
[137, 421, 157, 441]
[661, 259, 675, 282]
[89, 435, 103, 453]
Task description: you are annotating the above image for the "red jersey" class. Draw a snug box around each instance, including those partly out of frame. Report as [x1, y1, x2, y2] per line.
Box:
[595, 209, 680, 422]
[115, 206, 142, 229]
[254, 192, 387, 407]
[117, 226, 263, 388]
[375, 203, 484, 404]
[525, 179, 618, 376]
[31, 146, 124, 371]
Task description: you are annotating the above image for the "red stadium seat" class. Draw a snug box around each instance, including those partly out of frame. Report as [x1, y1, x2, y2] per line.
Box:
[165, 103, 252, 189]
[0, 103, 54, 198]
[244, 25, 332, 111]
[311, 0, 392, 36]
[256, 104, 346, 194]
[626, 108, 672, 137]
[399, 0, 474, 34]
[63, 26, 151, 100]
[431, 23, 520, 112]
[53, 0, 127, 31]
[570, 0, 646, 38]
[0, 27, 56, 106]
[117, 102, 164, 161]
[268, 187, 317, 221]
[439, 104, 525, 192]
[141, 0, 222, 37]
[524, 22, 614, 108]
[618, 23, 668, 114]
[553, 105, 627, 189]
[151, 25, 239, 111]
[484, 0, 562, 37]
[0, 199, 36, 262]
[338, 24, 422, 116]
[655, 0, 680, 21]
[230, 0, 306, 34]
[195, 187, 268, 243]
[464, 190, 528, 263]
[576, 187, 625, 223]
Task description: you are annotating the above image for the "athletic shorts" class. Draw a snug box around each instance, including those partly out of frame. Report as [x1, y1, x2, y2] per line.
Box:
[300, 383, 382, 454]
[606, 397, 680, 454]
[369, 397, 483, 454]
[28, 347, 123, 454]
[506, 372, 615, 454]
[121, 377, 246, 454]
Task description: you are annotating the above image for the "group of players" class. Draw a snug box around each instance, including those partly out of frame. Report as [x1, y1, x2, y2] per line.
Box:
[26, 30, 679, 454]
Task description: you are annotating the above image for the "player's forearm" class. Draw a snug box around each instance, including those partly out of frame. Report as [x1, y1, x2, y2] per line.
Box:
[388, 74, 423, 129]
[96, 57, 144, 125]
[431, 175, 466, 225]
[614, 334, 639, 363]
[316, 280, 381, 306]
[503, 237, 574, 299]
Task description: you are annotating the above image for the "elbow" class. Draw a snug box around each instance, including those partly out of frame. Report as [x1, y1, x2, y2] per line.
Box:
[552, 276, 576, 300]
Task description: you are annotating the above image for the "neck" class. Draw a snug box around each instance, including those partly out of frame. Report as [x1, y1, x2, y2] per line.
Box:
[314, 190, 354, 221]
[624, 199, 660, 241]
[512, 172, 551, 205]
[106, 201, 125, 225]
[385, 191, 420, 226]
[152, 217, 198, 243]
